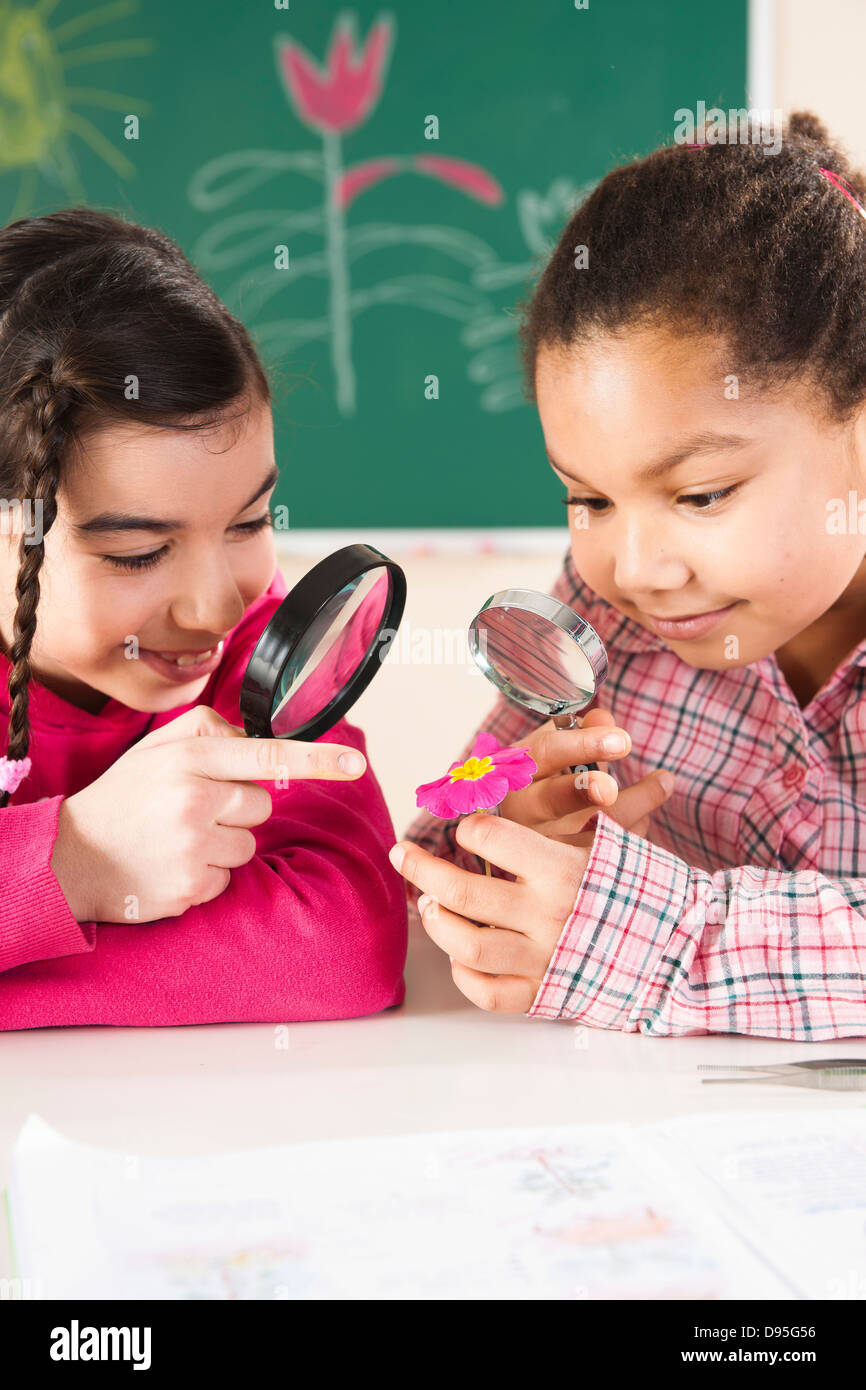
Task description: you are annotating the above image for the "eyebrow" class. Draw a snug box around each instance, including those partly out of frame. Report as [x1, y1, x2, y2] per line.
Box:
[546, 431, 754, 487]
[72, 465, 279, 537]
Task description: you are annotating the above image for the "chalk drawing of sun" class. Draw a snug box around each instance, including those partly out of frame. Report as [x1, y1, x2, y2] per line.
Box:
[0, 0, 154, 217]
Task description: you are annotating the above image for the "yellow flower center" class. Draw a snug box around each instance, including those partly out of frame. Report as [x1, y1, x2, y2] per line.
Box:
[449, 755, 494, 782]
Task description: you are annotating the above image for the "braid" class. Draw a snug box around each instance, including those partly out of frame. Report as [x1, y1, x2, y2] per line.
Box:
[0, 377, 65, 807]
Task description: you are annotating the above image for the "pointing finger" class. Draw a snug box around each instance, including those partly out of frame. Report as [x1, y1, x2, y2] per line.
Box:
[181, 735, 368, 782]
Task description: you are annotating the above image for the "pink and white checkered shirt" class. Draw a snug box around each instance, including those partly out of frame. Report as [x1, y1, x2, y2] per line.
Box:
[404, 546, 866, 1039]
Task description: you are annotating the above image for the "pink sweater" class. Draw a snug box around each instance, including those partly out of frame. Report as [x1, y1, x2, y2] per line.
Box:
[0, 567, 407, 1030]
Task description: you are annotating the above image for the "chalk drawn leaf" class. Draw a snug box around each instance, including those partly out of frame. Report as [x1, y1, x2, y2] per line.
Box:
[193, 209, 325, 273]
[188, 150, 323, 214]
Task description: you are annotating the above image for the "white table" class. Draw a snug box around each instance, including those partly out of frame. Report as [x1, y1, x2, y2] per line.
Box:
[2, 910, 864, 1278]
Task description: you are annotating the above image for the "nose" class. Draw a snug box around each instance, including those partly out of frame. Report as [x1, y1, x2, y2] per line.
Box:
[612, 515, 691, 597]
[168, 550, 247, 638]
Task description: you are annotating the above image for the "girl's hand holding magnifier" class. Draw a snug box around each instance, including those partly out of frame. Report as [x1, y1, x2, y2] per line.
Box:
[51, 547, 406, 926]
[466, 591, 673, 850]
[50, 705, 368, 925]
[498, 706, 675, 846]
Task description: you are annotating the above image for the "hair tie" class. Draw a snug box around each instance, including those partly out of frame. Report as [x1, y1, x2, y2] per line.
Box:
[0, 755, 31, 794]
[819, 167, 866, 223]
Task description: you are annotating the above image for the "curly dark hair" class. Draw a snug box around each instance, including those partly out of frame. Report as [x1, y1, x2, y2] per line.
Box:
[517, 110, 866, 425]
[0, 207, 271, 808]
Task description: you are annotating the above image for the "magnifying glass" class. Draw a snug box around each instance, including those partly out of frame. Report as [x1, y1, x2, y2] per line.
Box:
[468, 587, 609, 772]
[240, 544, 406, 740]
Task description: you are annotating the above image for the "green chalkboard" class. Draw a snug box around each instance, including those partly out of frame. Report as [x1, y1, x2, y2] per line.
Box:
[0, 0, 747, 527]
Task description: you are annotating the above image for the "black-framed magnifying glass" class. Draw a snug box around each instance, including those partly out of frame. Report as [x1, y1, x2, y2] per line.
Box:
[468, 587, 609, 771]
[240, 544, 406, 741]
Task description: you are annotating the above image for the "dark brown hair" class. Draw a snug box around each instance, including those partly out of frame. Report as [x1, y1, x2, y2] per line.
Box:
[0, 207, 271, 808]
[517, 110, 866, 423]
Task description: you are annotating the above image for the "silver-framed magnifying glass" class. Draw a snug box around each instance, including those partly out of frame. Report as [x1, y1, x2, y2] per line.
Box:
[468, 588, 609, 778]
[468, 588, 608, 726]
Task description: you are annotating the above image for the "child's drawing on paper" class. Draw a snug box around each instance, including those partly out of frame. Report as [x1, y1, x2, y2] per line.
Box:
[460, 1134, 727, 1299]
[137, 1242, 313, 1300]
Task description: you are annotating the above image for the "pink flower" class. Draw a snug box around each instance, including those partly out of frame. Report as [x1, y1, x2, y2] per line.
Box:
[415, 732, 537, 818]
[276, 16, 392, 136]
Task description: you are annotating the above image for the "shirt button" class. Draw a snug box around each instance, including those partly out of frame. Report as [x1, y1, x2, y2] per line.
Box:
[782, 765, 805, 789]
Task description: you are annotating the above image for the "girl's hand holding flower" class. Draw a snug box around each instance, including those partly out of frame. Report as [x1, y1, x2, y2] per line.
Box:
[389, 724, 676, 1011]
[389, 813, 589, 1012]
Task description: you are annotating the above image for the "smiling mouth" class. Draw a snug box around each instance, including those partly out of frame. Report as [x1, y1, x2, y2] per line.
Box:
[642, 604, 734, 621]
[145, 641, 224, 667]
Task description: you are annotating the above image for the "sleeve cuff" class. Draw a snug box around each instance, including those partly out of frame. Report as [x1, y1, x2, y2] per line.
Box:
[1, 796, 96, 972]
[527, 809, 693, 1026]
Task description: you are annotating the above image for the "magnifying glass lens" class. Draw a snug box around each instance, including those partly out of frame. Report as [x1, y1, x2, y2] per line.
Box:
[271, 569, 391, 736]
[239, 544, 406, 742]
[478, 607, 597, 714]
[469, 588, 608, 721]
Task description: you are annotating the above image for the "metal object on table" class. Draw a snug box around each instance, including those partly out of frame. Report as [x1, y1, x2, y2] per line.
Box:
[698, 1058, 866, 1092]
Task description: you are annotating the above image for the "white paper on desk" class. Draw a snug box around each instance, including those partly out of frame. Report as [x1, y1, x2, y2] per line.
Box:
[651, 1109, 866, 1301]
[6, 1110, 864, 1300]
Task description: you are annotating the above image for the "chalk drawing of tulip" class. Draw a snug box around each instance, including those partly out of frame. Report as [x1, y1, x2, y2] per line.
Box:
[188, 11, 505, 416]
[0, 0, 154, 218]
[278, 9, 390, 138]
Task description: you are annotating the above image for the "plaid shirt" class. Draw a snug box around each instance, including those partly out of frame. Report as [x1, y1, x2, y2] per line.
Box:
[404, 546, 866, 1039]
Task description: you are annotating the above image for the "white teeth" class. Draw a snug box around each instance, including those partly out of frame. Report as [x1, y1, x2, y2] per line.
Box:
[156, 642, 222, 667]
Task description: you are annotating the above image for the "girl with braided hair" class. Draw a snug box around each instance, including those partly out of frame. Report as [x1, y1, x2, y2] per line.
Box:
[0, 208, 406, 1028]
[393, 110, 866, 1039]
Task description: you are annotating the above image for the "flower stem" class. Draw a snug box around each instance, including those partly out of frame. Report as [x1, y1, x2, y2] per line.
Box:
[475, 806, 493, 876]
[322, 129, 356, 415]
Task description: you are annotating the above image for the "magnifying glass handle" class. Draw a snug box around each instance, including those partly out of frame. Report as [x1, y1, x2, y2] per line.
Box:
[552, 713, 598, 774]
